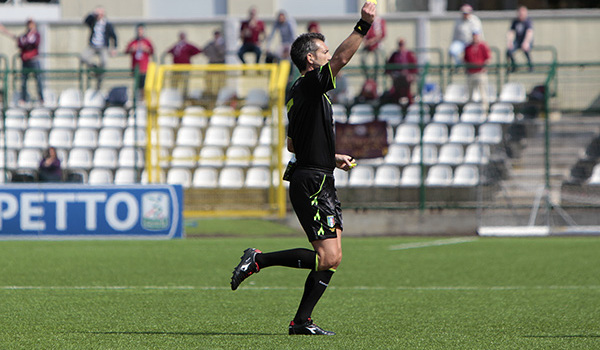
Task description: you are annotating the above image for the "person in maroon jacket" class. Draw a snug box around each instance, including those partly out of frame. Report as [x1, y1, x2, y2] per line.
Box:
[0, 19, 44, 105]
[464, 30, 491, 112]
[166, 32, 202, 64]
[385, 38, 418, 104]
[237, 7, 265, 63]
[125, 23, 154, 93]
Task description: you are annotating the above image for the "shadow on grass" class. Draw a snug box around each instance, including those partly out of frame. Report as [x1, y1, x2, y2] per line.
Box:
[84, 330, 280, 336]
[523, 334, 600, 339]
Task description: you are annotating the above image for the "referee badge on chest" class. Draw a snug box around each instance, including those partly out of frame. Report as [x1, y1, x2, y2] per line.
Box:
[327, 215, 336, 230]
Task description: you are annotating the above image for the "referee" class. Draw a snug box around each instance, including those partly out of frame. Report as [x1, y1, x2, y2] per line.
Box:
[231, 2, 376, 336]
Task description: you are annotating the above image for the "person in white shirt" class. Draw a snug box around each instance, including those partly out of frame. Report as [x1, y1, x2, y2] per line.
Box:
[448, 4, 483, 68]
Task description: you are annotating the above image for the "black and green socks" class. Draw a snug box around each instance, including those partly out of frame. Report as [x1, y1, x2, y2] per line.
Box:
[293, 269, 335, 325]
[255, 248, 316, 270]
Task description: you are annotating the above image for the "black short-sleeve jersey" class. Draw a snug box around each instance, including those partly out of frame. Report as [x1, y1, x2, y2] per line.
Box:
[286, 62, 337, 171]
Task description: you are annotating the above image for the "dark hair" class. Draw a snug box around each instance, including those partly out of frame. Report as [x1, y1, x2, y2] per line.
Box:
[290, 32, 326, 72]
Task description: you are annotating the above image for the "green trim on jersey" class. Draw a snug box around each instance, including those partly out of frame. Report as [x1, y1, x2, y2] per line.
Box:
[286, 98, 294, 112]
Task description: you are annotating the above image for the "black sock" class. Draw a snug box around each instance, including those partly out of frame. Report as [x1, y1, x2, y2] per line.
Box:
[293, 270, 334, 325]
[255, 248, 316, 270]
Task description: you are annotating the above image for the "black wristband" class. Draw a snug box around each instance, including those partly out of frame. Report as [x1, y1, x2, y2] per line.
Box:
[354, 19, 371, 36]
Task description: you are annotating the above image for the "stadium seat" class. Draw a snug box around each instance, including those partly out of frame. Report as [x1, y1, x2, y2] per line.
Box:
[198, 146, 225, 167]
[348, 165, 375, 187]
[448, 123, 476, 144]
[192, 167, 219, 188]
[181, 106, 208, 128]
[204, 126, 230, 147]
[422, 123, 449, 144]
[477, 123, 503, 144]
[384, 144, 411, 166]
[411, 144, 438, 165]
[453, 164, 480, 186]
[122, 127, 147, 147]
[374, 165, 401, 187]
[404, 104, 431, 124]
[0, 149, 18, 170]
[460, 103, 487, 124]
[157, 108, 180, 129]
[244, 88, 269, 108]
[258, 126, 273, 145]
[215, 86, 237, 107]
[332, 104, 347, 123]
[399, 165, 422, 187]
[225, 146, 251, 167]
[432, 103, 459, 124]
[443, 83, 468, 104]
[209, 106, 237, 127]
[425, 164, 453, 186]
[464, 144, 490, 165]
[48, 128, 73, 149]
[176, 126, 203, 148]
[67, 148, 93, 170]
[4, 109, 28, 130]
[394, 123, 421, 145]
[114, 168, 138, 184]
[98, 127, 124, 148]
[437, 143, 464, 166]
[93, 147, 119, 169]
[118, 147, 145, 168]
[348, 104, 375, 124]
[245, 167, 271, 188]
[333, 167, 349, 188]
[77, 108, 102, 129]
[472, 84, 498, 104]
[141, 169, 166, 184]
[499, 82, 526, 103]
[103, 107, 128, 129]
[421, 82, 442, 104]
[159, 88, 184, 109]
[83, 89, 106, 108]
[42, 88, 58, 109]
[17, 148, 43, 170]
[252, 145, 272, 167]
[128, 108, 148, 128]
[238, 107, 264, 127]
[170, 146, 197, 168]
[72, 128, 99, 149]
[231, 125, 258, 147]
[378, 103, 403, 127]
[28, 110, 52, 129]
[488, 103, 516, 123]
[0, 129, 23, 149]
[58, 88, 82, 109]
[23, 128, 49, 150]
[166, 168, 192, 188]
[88, 168, 114, 185]
[152, 127, 175, 149]
[218, 167, 244, 188]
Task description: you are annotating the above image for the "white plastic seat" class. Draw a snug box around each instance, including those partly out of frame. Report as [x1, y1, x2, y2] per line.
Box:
[88, 168, 113, 185]
[499, 82, 526, 103]
[29, 107, 52, 118]
[215, 86, 237, 106]
[170, 146, 197, 168]
[176, 126, 203, 147]
[488, 103, 516, 123]
[348, 166, 374, 187]
[83, 89, 106, 108]
[378, 103, 403, 127]
[166, 168, 192, 188]
[384, 144, 411, 166]
[209, 106, 237, 127]
[141, 169, 166, 184]
[204, 126, 230, 147]
[332, 104, 347, 123]
[244, 88, 269, 108]
[103, 107, 128, 129]
[17, 148, 43, 170]
[411, 144, 438, 165]
[152, 127, 175, 149]
[114, 168, 138, 184]
[92, 147, 118, 169]
[490, 102, 514, 114]
[399, 165, 422, 187]
[443, 83, 469, 104]
[192, 167, 219, 188]
[118, 147, 145, 168]
[23, 128, 49, 150]
[473, 84, 497, 104]
[4, 109, 28, 130]
[460, 103, 487, 124]
[453, 164, 480, 186]
[477, 123, 503, 144]
[48, 128, 73, 149]
[422, 123, 449, 144]
[128, 108, 148, 128]
[239, 105, 263, 117]
[225, 146, 251, 167]
[425, 164, 453, 186]
[181, 106, 208, 128]
[404, 104, 431, 124]
[159, 88, 184, 109]
[348, 104, 375, 124]
[198, 146, 225, 167]
[28, 112, 52, 129]
[252, 145, 272, 167]
[231, 125, 258, 147]
[0, 129, 23, 149]
[72, 128, 99, 149]
[259, 126, 273, 145]
[77, 108, 102, 129]
[448, 123, 476, 144]
[67, 148, 93, 170]
[432, 103, 460, 124]
[421, 82, 442, 104]
[438, 143, 464, 165]
[98, 127, 123, 148]
[157, 109, 180, 129]
[58, 88, 82, 109]
[42, 88, 58, 109]
[123, 127, 147, 147]
[374, 165, 401, 187]
[394, 123, 421, 145]
[464, 144, 490, 165]
[237, 113, 264, 127]
[218, 167, 244, 188]
[333, 167, 349, 188]
[245, 167, 271, 188]
[0, 149, 18, 170]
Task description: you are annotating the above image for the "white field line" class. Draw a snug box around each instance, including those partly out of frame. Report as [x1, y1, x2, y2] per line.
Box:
[389, 237, 478, 251]
[1, 285, 600, 292]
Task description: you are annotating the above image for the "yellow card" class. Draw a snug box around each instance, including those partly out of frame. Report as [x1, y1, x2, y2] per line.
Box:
[367, 0, 377, 4]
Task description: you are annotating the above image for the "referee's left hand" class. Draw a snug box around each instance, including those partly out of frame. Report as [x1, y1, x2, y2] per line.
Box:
[335, 154, 356, 171]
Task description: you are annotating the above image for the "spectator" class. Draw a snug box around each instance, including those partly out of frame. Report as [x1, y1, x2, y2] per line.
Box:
[125, 23, 154, 94]
[384, 38, 418, 104]
[307, 21, 320, 33]
[449, 4, 483, 68]
[464, 31, 491, 112]
[507, 5, 534, 72]
[360, 16, 386, 79]
[203, 30, 226, 64]
[237, 7, 265, 64]
[266, 10, 297, 62]
[38, 147, 62, 182]
[166, 32, 202, 64]
[0, 19, 44, 106]
[81, 6, 118, 89]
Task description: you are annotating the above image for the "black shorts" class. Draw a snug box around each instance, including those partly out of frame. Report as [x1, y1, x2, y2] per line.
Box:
[289, 167, 343, 242]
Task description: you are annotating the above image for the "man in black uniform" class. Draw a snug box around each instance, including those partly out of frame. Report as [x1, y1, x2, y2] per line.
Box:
[231, 2, 376, 336]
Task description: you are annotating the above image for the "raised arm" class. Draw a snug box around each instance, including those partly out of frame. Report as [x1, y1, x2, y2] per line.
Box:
[329, 2, 376, 78]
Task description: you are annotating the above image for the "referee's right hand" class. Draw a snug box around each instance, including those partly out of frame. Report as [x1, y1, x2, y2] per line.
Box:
[361, 2, 376, 25]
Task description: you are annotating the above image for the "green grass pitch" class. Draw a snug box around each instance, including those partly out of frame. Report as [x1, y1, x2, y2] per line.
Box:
[1, 235, 599, 349]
